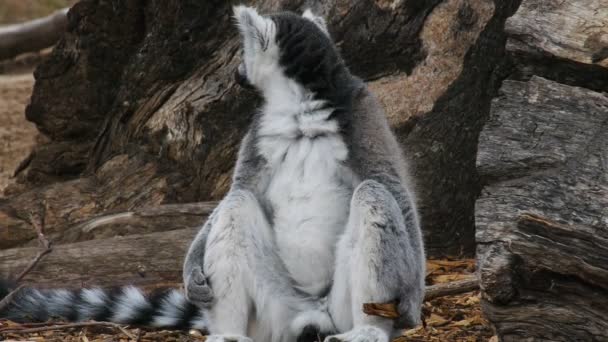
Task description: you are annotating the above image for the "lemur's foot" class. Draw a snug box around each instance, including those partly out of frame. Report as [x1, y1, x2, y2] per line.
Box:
[324, 325, 389, 342]
[205, 335, 252, 342]
[184, 266, 214, 306]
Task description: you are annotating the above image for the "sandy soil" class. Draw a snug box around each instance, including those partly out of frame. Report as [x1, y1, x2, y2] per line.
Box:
[0, 72, 37, 195]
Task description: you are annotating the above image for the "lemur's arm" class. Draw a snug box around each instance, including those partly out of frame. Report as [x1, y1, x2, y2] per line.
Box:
[183, 206, 217, 306]
[183, 128, 268, 305]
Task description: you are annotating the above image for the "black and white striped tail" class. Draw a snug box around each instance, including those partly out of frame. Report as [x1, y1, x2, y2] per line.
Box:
[0, 281, 208, 330]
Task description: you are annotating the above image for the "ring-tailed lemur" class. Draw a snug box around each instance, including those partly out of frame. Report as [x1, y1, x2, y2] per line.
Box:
[0, 6, 425, 342]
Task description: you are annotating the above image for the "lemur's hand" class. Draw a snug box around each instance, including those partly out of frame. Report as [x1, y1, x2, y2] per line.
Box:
[184, 265, 214, 307]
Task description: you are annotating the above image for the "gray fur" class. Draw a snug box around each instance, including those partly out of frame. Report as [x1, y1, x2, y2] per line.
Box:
[184, 5, 425, 342]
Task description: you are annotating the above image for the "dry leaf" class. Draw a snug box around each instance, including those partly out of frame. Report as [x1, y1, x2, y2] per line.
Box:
[427, 313, 449, 327]
[465, 295, 480, 305]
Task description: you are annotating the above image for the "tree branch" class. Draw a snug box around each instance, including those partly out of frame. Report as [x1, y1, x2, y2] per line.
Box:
[0, 8, 69, 61]
[363, 275, 479, 318]
[424, 276, 479, 301]
[15, 212, 52, 282]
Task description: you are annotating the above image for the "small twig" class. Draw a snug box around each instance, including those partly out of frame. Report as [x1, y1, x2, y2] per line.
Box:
[15, 248, 52, 282]
[15, 212, 52, 282]
[0, 285, 24, 313]
[424, 276, 479, 301]
[30, 210, 51, 250]
[0, 321, 136, 340]
[115, 324, 137, 340]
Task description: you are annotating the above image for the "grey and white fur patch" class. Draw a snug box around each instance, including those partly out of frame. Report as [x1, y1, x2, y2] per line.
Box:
[0, 283, 207, 331]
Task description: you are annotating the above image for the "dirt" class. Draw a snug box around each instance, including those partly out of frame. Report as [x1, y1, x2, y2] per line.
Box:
[0, 1, 74, 197]
[0, 72, 37, 196]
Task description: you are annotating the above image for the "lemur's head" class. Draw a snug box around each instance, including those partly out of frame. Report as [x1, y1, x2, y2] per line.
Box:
[233, 6, 351, 105]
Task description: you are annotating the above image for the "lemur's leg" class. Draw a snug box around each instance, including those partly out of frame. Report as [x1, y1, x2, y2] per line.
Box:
[185, 189, 332, 342]
[326, 180, 425, 342]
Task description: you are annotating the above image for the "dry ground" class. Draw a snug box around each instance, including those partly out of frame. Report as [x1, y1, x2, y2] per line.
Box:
[0, 0, 74, 197]
[0, 72, 37, 195]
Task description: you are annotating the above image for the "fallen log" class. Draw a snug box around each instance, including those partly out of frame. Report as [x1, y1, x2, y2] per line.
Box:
[56, 201, 216, 245]
[1, 223, 478, 305]
[505, 0, 608, 67]
[0, 160, 216, 250]
[0, 8, 68, 61]
[476, 76, 608, 341]
[0, 228, 198, 289]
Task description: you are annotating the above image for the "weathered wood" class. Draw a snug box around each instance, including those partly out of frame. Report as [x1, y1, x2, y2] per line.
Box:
[0, 0, 523, 257]
[0, 8, 68, 61]
[503, 0, 608, 96]
[0, 195, 213, 251]
[0, 228, 198, 289]
[476, 76, 608, 341]
[56, 201, 215, 246]
[506, 0, 608, 68]
[0, 155, 211, 249]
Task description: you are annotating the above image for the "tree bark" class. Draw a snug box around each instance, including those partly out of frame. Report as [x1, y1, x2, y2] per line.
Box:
[476, 1, 608, 332]
[0, 202, 214, 288]
[0, 0, 522, 257]
[0, 195, 214, 250]
[0, 9, 68, 61]
[476, 75, 608, 341]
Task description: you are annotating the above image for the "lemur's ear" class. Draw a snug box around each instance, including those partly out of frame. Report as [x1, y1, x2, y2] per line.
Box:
[233, 6, 272, 50]
[302, 9, 329, 36]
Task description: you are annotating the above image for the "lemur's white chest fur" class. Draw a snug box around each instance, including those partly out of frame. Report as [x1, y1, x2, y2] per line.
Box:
[257, 95, 356, 296]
